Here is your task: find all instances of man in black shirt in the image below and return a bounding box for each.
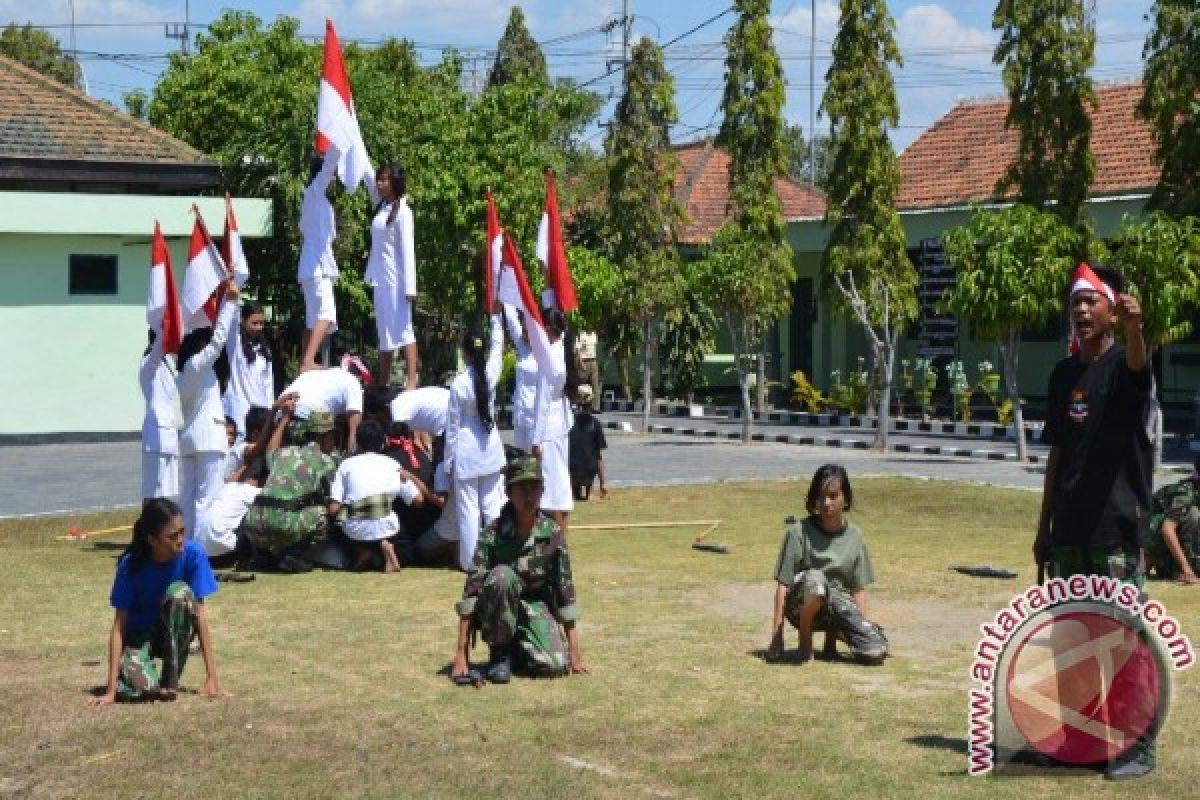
[1035,263,1154,780]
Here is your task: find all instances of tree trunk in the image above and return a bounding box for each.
[641,317,653,434]
[871,332,897,451]
[728,316,752,443]
[756,338,768,415]
[1001,330,1028,462]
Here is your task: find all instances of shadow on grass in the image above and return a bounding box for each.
[89,541,127,552]
[747,647,849,666]
[907,734,968,755]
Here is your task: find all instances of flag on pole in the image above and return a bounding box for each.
[315,18,371,191]
[146,221,183,355]
[535,169,578,313]
[483,190,502,313]
[221,193,249,288]
[498,230,545,331]
[182,209,229,331]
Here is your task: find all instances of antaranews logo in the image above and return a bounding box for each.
[967,574,1194,775]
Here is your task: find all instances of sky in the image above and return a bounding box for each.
[0,0,1155,153]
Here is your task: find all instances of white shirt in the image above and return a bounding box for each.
[331,452,420,542]
[363,195,416,295]
[178,301,237,455]
[139,340,179,455]
[432,462,457,540]
[503,305,538,448]
[532,338,571,445]
[298,156,339,282]
[444,314,505,480]
[222,307,274,437]
[389,387,450,435]
[282,368,364,418]
[222,442,248,481]
[195,481,260,557]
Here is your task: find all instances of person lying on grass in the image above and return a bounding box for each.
[90,498,228,704]
[450,455,589,685]
[766,464,888,665]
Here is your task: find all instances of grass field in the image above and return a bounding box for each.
[1,477,1197,799]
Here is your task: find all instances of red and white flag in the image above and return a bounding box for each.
[220,193,249,288]
[182,209,229,331]
[315,19,371,191]
[146,221,183,355]
[483,190,502,313]
[535,169,578,313]
[498,230,545,329]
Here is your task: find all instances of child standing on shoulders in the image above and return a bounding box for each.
[766,464,887,665]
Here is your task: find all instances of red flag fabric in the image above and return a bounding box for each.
[484,190,501,313]
[147,221,183,355]
[498,230,544,330]
[183,210,228,331]
[221,193,249,288]
[315,19,371,190]
[535,169,578,312]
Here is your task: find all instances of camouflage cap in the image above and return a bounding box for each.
[296,409,336,436]
[505,454,544,486]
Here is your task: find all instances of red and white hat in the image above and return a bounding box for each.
[1069,262,1115,303]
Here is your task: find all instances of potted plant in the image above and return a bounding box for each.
[955,388,972,422]
[900,359,913,390]
[977,360,1000,395]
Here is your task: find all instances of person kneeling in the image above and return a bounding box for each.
[90,498,227,704]
[450,456,590,684]
[766,464,887,665]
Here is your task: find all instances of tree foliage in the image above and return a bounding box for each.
[148,10,601,377]
[820,0,914,450]
[782,122,832,190]
[487,7,548,89]
[942,204,1078,459]
[0,23,82,88]
[1139,0,1200,217]
[1110,212,1200,347]
[993,0,1095,232]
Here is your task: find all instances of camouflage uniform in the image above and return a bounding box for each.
[1147,478,1200,579]
[455,509,579,675]
[242,441,338,554]
[118,581,197,701]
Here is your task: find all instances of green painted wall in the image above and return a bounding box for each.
[0,194,272,436]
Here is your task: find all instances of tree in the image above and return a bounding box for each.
[942,205,1079,461]
[819,0,914,452]
[1139,0,1200,217]
[993,0,1095,235]
[123,89,149,120]
[605,38,685,433]
[661,267,719,405]
[487,7,548,89]
[0,23,82,88]
[712,0,794,441]
[782,122,832,189]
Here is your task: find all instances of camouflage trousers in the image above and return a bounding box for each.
[242,504,328,555]
[473,566,569,676]
[784,569,888,664]
[1049,545,1155,769]
[118,581,197,701]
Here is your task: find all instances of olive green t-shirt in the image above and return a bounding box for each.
[773,516,875,592]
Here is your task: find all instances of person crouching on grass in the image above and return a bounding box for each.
[450,455,589,685]
[90,498,227,704]
[766,464,888,665]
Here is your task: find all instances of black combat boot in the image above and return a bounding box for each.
[486,646,512,684]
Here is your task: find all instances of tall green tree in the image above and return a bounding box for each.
[487,7,548,88]
[605,37,685,432]
[711,0,794,440]
[0,23,82,88]
[820,0,914,452]
[782,122,832,189]
[993,0,1096,235]
[942,205,1079,461]
[1139,0,1200,217]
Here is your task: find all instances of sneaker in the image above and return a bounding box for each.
[486,647,512,684]
[1104,758,1154,781]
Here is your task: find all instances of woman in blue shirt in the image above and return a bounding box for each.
[90,498,227,704]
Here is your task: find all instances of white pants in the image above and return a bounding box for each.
[374,284,414,351]
[179,451,225,540]
[140,451,179,501]
[302,276,338,330]
[539,434,574,512]
[453,471,505,570]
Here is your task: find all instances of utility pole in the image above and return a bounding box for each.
[164,0,191,56]
[809,0,816,184]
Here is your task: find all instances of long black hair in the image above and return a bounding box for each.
[143,327,157,358]
[544,309,581,402]
[375,162,407,224]
[461,324,494,432]
[124,497,182,574]
[178,326,230,395]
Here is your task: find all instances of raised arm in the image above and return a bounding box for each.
[184,293,239,376]
[138,337,165,387]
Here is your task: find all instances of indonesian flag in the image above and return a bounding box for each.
[315,19,371,191]
[182,210,229,331]
[146,221,183,355]
[497,229,545,331]
[1069,262,1114,303]
[535,169,578,312]
[220,193,249,288]
[483,190,501,313]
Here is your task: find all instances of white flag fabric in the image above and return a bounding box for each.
[182,215,228,332]
[315,19,372,191]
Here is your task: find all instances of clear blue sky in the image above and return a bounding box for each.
[1,0,1153,152]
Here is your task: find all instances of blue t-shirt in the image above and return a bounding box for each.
[110,539,218,634]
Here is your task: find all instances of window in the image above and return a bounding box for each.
[68,255,118,295]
